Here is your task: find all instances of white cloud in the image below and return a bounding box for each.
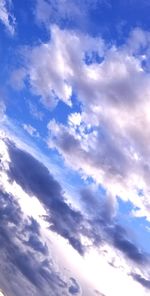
[12,26,150,222]
[0,0,15,34]
[28,102,44,120]
[0,133,150,296]
[0,100,6,121]
[22,123,40,137]
[44,27,150,222]
[68,112,82,127]
[35,0,102,28]
[11,25,104,107]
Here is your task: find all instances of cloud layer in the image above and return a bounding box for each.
[0,137,83,296]
[12,25,150,221]
[2,2,150,294]
[5,138,150,265]
[0,134,150,295]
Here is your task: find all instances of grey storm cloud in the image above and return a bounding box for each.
[0,189,42,258]
[80,188,149,265]
[24,233,48,255]
[80,187,116,223]
[89,216,149,264]
[69,277,81,295]
[0,187,75,296]
[5,139,150,266]
[131,273,150,289]
[109,224,148,265]
[7,140,86,255]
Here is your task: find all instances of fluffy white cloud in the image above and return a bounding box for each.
[13,25,104,107]
[0,0,15,34]
[43,27,150,222]
[12,26,150,221]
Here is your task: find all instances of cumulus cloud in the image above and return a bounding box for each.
[0,189,68,296]
[0,144,85,296]
[3,2,150,294]
[80,187,149,265]
[29,26,150,223]
[1,135,150,295]
[0,0,15,34]
[9,25,150,224]
[4,138,150,268]
[11,25,104,107]
[6,139,87,255]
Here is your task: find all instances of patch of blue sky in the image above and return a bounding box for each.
[83,51,104,65]
[5,84,47,132]
[117,198,150,253]
[52,101,74,124]
[83,1,150,42]
[3,0,150,48]
[1,113,86,191]
[12,0,50,45]
[39,0,150,46]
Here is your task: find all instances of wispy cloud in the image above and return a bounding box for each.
[22,123,40,137]
[0,0,16,34]
[0,100,6,121]
[35,0,105,30]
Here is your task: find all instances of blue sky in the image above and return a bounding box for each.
[1,1,150,296]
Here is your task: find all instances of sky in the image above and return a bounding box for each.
[1,0,150,295]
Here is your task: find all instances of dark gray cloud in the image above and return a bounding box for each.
[39,259,67,290]
[0,188,71,296]
[24,234,48,255]
[6,139,150,265]
[7,140,86,255]
[23,217,40,236]
[7,140,63,202]
[80,187,116,223]
[110,224,148,264]
[69,277,81,295]
[131,273,150,289]
[80,188,149,265]
[90,218,148,264]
